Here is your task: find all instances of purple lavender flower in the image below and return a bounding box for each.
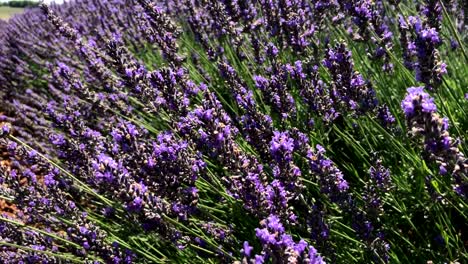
[242,215,325,264]
[402,87,468,197]
[401,86,437,117]
[253,73,297,120]
[399,1,447,89]
[322,43,379,119]
[0,136,135,262]
[307,144,349,199]
[135,0,183,64]
[270,131,295,163]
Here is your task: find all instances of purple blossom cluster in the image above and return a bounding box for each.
[0,133,135,262]
[399,1,447,90]
[402,87,467,196]
[241,215,325,264]
[338,0,395,71]
[352,160,392,262]
[322,42,379,118]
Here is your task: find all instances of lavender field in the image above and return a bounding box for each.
[0,6,23,20]
[0,0,467,263]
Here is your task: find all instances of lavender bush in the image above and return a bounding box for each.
[0,0,467,263]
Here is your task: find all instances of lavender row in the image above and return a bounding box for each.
[0,0,466,263]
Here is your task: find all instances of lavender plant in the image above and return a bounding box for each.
[0,0,467,263]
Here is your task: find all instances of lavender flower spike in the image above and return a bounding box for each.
[402,87,468,197]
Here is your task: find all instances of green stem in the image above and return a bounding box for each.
[0,217,80,248]
[0,242,83,263]
[438,0,468,60]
